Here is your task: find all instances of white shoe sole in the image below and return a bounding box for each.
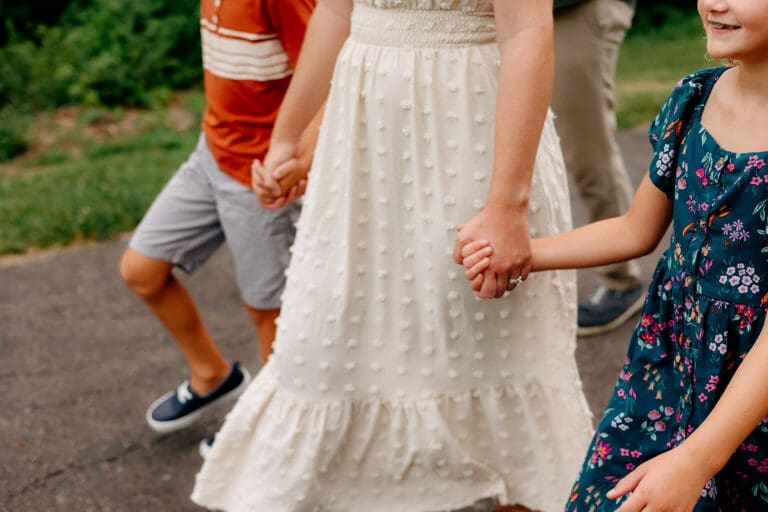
[146,368,252,434]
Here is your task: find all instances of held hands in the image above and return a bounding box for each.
[452,205,531,299]
[252,141,311,209]
[607,447,712,512]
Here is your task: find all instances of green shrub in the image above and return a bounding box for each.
[0,108,32,161]
[0,0,200,110]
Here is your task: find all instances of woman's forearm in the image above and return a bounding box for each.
[271,0,352,144]
[486,19,553,212]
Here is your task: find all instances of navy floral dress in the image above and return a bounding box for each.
[566,67,768,511]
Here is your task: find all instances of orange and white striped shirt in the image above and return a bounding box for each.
[201,0,315,187]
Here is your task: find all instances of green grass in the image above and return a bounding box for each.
[0,90,202,254]
[616,12,709,128]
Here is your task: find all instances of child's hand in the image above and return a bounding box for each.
[272,154,311,200]
[252,159,297,208]
[453,206,531,299]
[609,447,711,512]
[252,141,307,209]
[456,236,493,294]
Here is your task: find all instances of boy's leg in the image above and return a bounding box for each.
[243,306,279,365]
[120,248,230,394]
[121,134,250,433]
[211,157,301,367]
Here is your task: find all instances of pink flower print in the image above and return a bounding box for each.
[752,176,764,186]
[591,438,612,465]
[705,383,716,392]
[678,177,687,190]
[747,155,766,169]
[695,167,709,186]
[630,449,643,459]
[729,276,741,286]
[626,463,636,471]
[748,457,758,467]
[620,448,630,457]
[710,375,720,384]
[664,407,675,416]
[686,195,697,214]
[617,389,625,398]
[727,162,736,172]
[745,443,759,453]
[654,421,666,432]
[698,392,708,402]
[648,409,662,421]
[699,202,710,211]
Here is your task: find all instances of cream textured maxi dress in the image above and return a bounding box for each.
[193,1,594,511]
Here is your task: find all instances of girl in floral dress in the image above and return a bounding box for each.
[460,0,768,510]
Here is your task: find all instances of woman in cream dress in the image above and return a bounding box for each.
[193,1,593,511]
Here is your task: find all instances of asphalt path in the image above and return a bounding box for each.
[1,128,659,511]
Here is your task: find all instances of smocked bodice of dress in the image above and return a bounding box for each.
[352,0,495,47]
[355,0,493,13]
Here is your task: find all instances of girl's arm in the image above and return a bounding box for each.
[531,175,672,271]
[258,0,352,197]
[460,176,672,290]
[609,322,768,512]
[452,0,555,299]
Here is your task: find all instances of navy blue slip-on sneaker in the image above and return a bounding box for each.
[198,435,215,459]
[577,284,645,337]
[146,361,251,433]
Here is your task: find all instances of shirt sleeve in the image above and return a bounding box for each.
[266,0,315,69]
[647,68,712,199]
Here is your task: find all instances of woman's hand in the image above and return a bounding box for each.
[609,447,711,512]
[453,202,531,299]
[252,141,303,209]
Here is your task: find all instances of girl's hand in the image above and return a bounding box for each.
[456,236,493,290]
[453,203,531,299]
[609,447,711,512]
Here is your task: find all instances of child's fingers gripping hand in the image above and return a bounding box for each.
[252,160,281,205]
[462,241,493,282]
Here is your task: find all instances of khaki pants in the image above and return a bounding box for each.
[552,0,640,290]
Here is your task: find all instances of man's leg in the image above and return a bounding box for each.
[120,248,231,394]
[552,0,642,335]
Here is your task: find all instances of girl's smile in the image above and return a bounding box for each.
[699,0,768,63]
[708,20,740,32]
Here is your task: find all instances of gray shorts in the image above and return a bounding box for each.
[129,134,300,309]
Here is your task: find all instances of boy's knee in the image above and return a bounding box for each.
[119,248,172,298]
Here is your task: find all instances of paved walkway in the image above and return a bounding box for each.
[1,129,659,511]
